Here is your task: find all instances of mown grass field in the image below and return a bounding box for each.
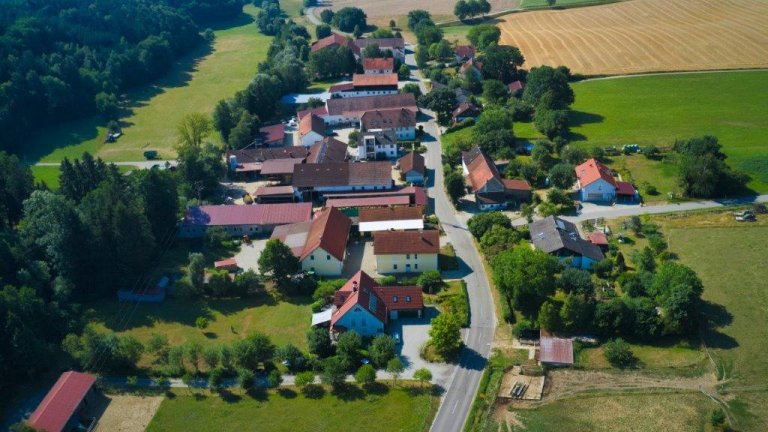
[670,225,768,431]
[576,340,705,372]
[570,71,768,193]
[146,386,437,432]
[27,5,270,163]
[514,391,716,432]
[30,164,133,189]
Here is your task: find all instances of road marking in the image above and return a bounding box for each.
[451,400,459,414]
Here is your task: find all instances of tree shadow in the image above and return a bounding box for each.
[277,388,298,399]
[457,346,488,371]
[569,111,604,127]
[218,389,242,403]
[301,384,325,399]
[206,11,256,31]
[246,387,269,401]
[203,332,218,339]
[363,382,390,395]
[331,383,365,401]
[192,393,208,401]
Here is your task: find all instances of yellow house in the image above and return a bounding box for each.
[271,207,352,277]
[373,230,439,274]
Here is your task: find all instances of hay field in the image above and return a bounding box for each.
[498,0,768,75]
[330,0,518,18]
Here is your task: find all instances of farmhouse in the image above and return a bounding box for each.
[326,270,423,336]
[226,147,308,175]
[311,33,359,56]
[528,216,604,269]
[330,74,399,98]
[298,113,326,147]
[452,102,482,124]
[358,206,425,233]
[458,58,482,78]
[271,207,351,276]
[397,151,426,184]
[354,38,405,61]
[179,203,312,238]
[539,336,574,367]
[373,230,439,274]
[356,129,399,160]
[462,146,532,210]
[454,44,476,62]
[363,57,395,74]
[360,108,416,140]
[27,371,97,432]
[575,158,636,203]
[324,93,418,126]
[306,137,349,164]
[292,161,393,196]
[257,123,286,147]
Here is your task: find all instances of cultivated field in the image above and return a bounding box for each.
[330,0,518,18]
[146,387,437,432]
[27,5,270,163]
[498,0,768,76]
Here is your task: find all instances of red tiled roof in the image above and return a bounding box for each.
[616,181,635,196]
[326,195,410,208]
[398,152,425,175]
[502,178,532,191]
[373,230,439,255]
[293,161,392,188]
[329,82,354,93]
[28,371,96,432]
[459,58,482,74]
[575,158,616,188]
[214,258,238,269]
[306,137,349,164]
[352,73,399,87]
[259,123,285,144]
[363,57,394,71]
[539,336,574,365]
[254,185,295,197]
[259,158,304,175]
[299,113,325,137]
[182,204,312,227]
[301,207,351,261]
[227,147,307,164]
[588,231,609,246]
[311,33,353,52]
[455,44,475,59]
[321,186,426,206]
[297,106,327,122]
[508,80,524,92]
[361,109,416,131]
[452,102,481,118]
[326,93,417,117]
[374,285,424,311]
[464,147,503,192]
[359,206,424,223]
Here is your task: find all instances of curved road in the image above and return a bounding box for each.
[403,44,498,432]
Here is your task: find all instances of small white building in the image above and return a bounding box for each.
[397,152,426,184]
[357,130,399,160]
[575,158,636,203]
[298,113,325,147]
[358,206,424,233]
[360,108,416,141]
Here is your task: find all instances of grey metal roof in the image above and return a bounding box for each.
[529,216,604,261]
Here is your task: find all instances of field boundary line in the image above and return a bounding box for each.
[577,68,768,82]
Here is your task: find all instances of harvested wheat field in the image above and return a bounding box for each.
[499,0,768,75]
[331,0,518,18]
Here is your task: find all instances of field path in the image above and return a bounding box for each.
[498,0,768,75]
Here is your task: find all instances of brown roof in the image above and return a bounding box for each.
[301,207,351,261]
[539,336,574,365]
[306,137,349,164]
[359,206,424,223]
[363,57,394,71]
[502,178,532,191]
[464,147,503,192]
[329,82,354,93]
[360,108,416,131]
[452,101,481,118]
[260,158,304,175]
[299,113,325,137]
[259,123,285,144]
[326,93,417,117]
[373,230,439,255]
[254,185,295,197]
[588,231,609,246]
[352,73,399,87]
[455,44,476,59]
[374,285,424,311]
[508,80,524,92]
[227,147,307,164]
[297,106,328,122]
[331,270,423,329]
[182,203,312,227]
[292,161,392,188]
[311,33,354,52]
[326,195,410,208]
[459,58,482,74]
[398,152,425,175]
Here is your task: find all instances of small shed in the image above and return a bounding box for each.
[539,336,574,367]
[214,258,239,272]
[28,371,97,432]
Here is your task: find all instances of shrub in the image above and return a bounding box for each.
[603,338,635,368]
[511,319,534,338]
[417,270,444,294]
[195,316,209,329]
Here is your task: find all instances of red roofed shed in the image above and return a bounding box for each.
[28,371,97,432]
[539,336,574,366]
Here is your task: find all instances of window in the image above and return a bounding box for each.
[392,296,398,303]
[405,295,412,302]
[310,255,314,260]
[394,264,398,270]
[327,254,331,260]
[415,264,419,270]
[414,254,418,259]
[406,254,410,259]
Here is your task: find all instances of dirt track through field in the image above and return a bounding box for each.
[498,0,768,75]
[331,0,519,17]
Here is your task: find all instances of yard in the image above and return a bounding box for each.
[146,386,438,432]
[26,4,271,163]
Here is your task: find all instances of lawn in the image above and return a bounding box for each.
[26,4,271,163]
[425,280,469,326]
[146,386,437,432]
[30,164,133,190]
[670,225,768,430]
[570,71,768,193]
[576,340,706,373]
[514,391,716,431]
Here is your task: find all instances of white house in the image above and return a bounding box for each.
[575,158,636,202]
[298,113,325,147]
[357,130,398,160]
[363,57,394,74]
[323,93,418,126]
[360,108,416,141]
[397,152,426,184]
[328,74,399,99]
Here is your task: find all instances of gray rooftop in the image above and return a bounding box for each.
[529,216,604,261]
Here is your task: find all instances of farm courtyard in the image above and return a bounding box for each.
[498,0,768,75]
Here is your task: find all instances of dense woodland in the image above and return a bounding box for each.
[0,0,245,155]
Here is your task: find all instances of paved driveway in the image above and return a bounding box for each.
[342,238,377,277]
[387,307,455,386]
[233,239,268,272]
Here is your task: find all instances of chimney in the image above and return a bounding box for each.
[352,281,358,292]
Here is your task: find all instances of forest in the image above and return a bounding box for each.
[0,0,245,155]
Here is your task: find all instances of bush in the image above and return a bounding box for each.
[511,319,534,338]
[417,270,444,294]
[195,316,209,329]
[603,338,635,368]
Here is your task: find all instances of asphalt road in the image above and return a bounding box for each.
[403,44,497,432]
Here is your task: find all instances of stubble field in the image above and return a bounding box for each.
[498,0,768,76]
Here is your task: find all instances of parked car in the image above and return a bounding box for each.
[735,213,756,222]
[732,209,754,218]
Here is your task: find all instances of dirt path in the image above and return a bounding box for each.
[92,394,163,432]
